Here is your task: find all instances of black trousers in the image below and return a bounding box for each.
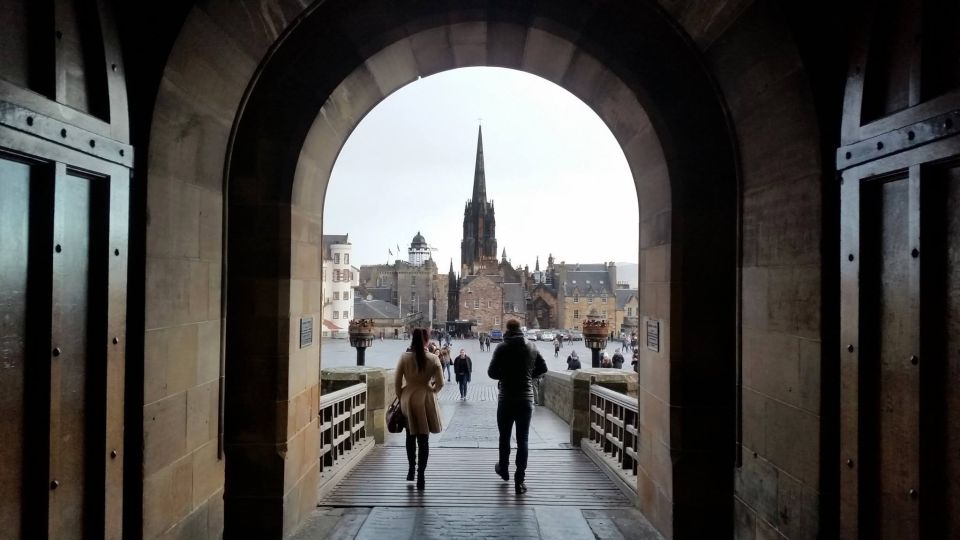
[496,399,534,483]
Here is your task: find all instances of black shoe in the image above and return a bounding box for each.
[515,482,527,494]
[416,473,425,491]
[495,463,509,481]
[407,465,415,481]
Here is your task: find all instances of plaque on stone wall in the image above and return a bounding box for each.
[300,317,314,349]
[646,319,660,352]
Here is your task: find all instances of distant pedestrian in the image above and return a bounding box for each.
[485,335,491,351]
[600,352,613,368]
[488,319,547,494]
[454,349,473,400]
[612,349,625,369]
[479,335,485,351]
[631,350,639,373]
[440,347,452,381]
[553,338,560,358]
[566,350,581,370]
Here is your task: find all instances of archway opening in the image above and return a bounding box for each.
[219,4,737,537]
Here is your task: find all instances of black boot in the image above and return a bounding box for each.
[405,433,416,481]
[416,434,429,490]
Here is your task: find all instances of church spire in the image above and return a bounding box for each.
[449,258,455,275]
[472,125,486,203]
[535,256,540,272]
[501,247,507,262]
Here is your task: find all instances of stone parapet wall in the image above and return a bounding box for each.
[542,369,638,447]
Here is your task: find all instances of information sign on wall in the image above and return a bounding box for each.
[646,319,660,352]
[300,316,314,349]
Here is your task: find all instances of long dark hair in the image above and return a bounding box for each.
[410,328,427,371]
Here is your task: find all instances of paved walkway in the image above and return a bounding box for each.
[293,383,662,539]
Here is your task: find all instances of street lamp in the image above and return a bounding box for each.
[582,315,609,368]
[348,319,375,366]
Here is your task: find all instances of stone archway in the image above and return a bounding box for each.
[141,1,834,539]
[221,2,736,537]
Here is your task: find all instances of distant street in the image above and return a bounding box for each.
[320,335,637,383]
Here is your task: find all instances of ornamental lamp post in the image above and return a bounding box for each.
[348,319,375,366]
[581,314,609,369]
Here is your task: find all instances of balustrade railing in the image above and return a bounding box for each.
[319,382,368,473]
[588,385,639,480]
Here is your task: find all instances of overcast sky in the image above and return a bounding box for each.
[324,67,638,273]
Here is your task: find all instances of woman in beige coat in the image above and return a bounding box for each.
[394,328,444,489]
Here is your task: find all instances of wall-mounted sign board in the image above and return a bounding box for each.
[646,319,660,352]
[300,317,314,349]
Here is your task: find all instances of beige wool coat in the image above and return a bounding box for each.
[394,351,444,435]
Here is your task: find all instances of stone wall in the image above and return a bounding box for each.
[543,371,575,424]
[704,2,825,538]
[459,275,504,333]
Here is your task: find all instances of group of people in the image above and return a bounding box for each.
[394,320,547,494]
[478,334,492,351]
[566,348,639,371]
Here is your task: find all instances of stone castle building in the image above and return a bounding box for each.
[357,233,439,325]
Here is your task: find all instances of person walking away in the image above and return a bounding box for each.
[485,335,491,351]
[479,334,485,351]
[394,328,444,490]
[566,350,581,370]
[440,346,452,381]
[612,349,625,369]
[488,319,548,494]
[553,337,560,358]
[454,349,473,400]
[631,350,639,372]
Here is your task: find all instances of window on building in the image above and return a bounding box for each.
[332,311,339,319]
[411,291,416,301]
[334,269,341,282]
[574,296,579,303]
[474,299,479,309]
[573,310,579,319]
[588,296,593,303]
[602,310,607,317]
[627,307,633,316]
[344,254,349,264]
[343,310,349,319]
[411,275,416,285]
[334,253,340,264]
[333,292,339,300]
[343,292,349,301]
[495,317,500,325]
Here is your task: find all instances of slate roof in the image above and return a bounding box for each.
[502,283,525,313]
[363,287,394,303]
[615,289,639,309]
[563,265,614,296]
[353,298,401,319]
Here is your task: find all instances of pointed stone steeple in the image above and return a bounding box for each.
[501,247,507,262]
[535,256,540,272]
[449,258,455,276]
[472,125,486,203]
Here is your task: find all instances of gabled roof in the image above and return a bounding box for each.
[615,289,639,309]
[503,283,525,312]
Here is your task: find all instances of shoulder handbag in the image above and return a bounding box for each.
[386,395,406,434]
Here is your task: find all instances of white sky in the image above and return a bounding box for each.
[324,67,638,273]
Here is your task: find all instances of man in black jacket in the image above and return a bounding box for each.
[488,319,548,494]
